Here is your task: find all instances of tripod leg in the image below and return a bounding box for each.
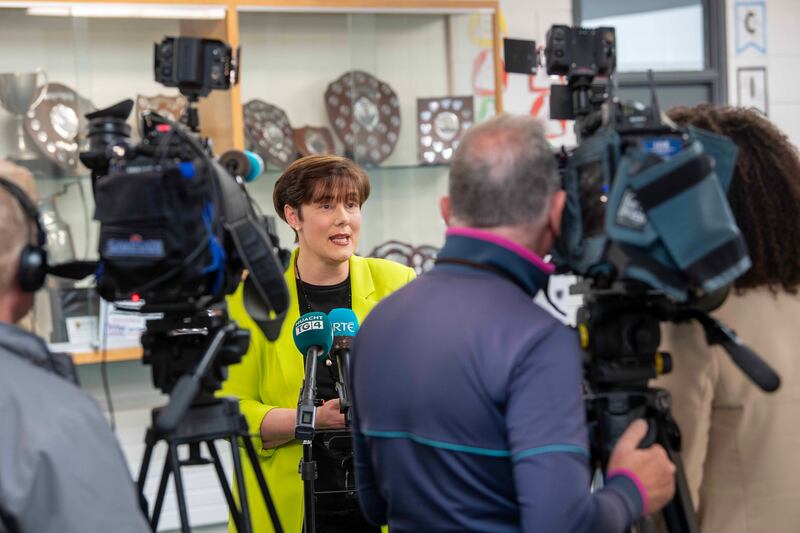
[150,450,173,531]
[229,437,254,533]
[168,442,192,533]
[137,435,155,520]
[241,436,284,533]
[207,440,246,533]
[661,452,700,533]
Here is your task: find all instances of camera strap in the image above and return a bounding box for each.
[230,220,288,342]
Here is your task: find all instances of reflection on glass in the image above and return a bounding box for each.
[580,0,704,72]
[38,196,76,264]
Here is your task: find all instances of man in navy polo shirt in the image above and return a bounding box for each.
[350,114,676,532]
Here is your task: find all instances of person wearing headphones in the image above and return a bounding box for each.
[0,160,149,532]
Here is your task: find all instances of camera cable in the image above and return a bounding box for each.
[100,303,117,432]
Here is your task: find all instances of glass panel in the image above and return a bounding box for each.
[238,9,494,263]
[580,0,705,72]
[0,5,225,349]
[617,84,711,110]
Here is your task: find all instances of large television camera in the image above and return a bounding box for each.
[77,38,289,404]
[72,36,289,532]
[80,37,285,318]
[505,25,780,532]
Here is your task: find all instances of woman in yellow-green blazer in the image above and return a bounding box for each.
[219,154,415,533]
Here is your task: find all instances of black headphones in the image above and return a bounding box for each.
[0,176,48,292]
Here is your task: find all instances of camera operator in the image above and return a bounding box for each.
[219,154,415,533]
[654,105,800,532]
[350,114,676,532]
[0,160,149,533]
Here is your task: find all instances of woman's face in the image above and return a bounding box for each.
[288,190,362,267]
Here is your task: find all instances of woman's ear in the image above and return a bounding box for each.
[284,204,300,231]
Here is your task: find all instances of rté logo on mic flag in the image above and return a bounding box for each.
[333,322,357,334]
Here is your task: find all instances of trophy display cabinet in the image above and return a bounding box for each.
[0,0,502,363]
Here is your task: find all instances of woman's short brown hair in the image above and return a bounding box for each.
[667,104,800,293]
[273,155,370,224]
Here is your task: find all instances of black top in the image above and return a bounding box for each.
[295,275,367,519]
[295,275,351,400]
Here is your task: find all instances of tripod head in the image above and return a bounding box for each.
[140,305,250,435]
[575,279,781,396]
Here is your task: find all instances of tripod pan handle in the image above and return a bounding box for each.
[155,375,198,434]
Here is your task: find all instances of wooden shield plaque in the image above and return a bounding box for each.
[243,99,296,169]
[24,82,94,173]
[325,70,400,167]
[293,126,335,157]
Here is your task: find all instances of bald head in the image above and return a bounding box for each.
[0,160,37,292]
[448,114,559,229]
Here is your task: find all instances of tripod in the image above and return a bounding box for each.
[578,289,699,533]
[135,310,284,533]
[578,279,781,532]
[585,389,698,533]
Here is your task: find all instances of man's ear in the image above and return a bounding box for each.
[284,205,300,230]
[439,196,452,227]
[549,190,567,236]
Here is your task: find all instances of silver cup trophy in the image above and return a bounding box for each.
[0,70,47,161]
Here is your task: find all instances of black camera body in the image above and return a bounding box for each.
[154,37,237,98]
[81,36,288,330]
[91,132,238,311]
[545,25,616,80]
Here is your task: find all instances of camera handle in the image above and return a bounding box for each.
[686,311,781,392]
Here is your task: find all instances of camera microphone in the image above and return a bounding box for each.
[219,149,264,182]
[328,308,359,416]
[292,312,333,441]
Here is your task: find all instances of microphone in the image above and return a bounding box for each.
[219,149,265,182]
[292,312,333,441]
[328,308,359,417]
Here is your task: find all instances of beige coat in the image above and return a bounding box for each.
[654,288,800,532]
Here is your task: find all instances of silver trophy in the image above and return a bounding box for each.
[0,70,47,161]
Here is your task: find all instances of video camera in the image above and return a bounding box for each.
[72,36,290,415]
[80,37,287,326]
[507,25,749,304]
[505,25,780,531]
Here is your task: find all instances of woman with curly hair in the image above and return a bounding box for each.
[655,105,800,532]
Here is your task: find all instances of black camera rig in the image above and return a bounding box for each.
[74,35,285,533]
[504,24,781,533]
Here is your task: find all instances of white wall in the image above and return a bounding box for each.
[726,0,800,146]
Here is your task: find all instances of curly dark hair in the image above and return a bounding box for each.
[667,105,800,293]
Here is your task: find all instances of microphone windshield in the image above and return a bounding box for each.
[293,312,333,358]
[244,151,264,182]
[329,308,359,337]
[329,308,358,350]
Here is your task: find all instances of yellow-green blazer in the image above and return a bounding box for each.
[220,250,416,533]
